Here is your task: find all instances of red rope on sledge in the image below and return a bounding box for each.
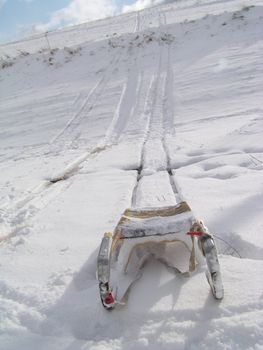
[187,231,203,237]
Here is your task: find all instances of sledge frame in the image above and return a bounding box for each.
[97,201,223,309]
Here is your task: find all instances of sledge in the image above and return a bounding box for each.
[97,201,223,310]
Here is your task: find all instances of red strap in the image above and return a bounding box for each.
[187,231,203,236]
[104,292,115,305]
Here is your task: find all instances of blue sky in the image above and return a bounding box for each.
[0,0,166,44]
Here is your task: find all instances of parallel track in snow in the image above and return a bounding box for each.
[51,49,125,148]
[130,12,182,208]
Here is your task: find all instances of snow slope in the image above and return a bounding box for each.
[0,0,263,349]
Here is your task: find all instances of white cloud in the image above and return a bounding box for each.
[17,0,176,39]
[33,0,118,33]
[122,0,170,13]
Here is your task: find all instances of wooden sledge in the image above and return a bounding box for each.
[97,201,223,309]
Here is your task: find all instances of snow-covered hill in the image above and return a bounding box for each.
[0,0,263,349]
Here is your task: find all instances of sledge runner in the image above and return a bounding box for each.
[97,200,224,310]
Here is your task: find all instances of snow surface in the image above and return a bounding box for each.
[0,0,263,349]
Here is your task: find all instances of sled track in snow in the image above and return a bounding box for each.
[0,143,111,244]
[127,37,241,259]
[104,49,143,144]
[130,39,181,207]
[51,50,125,148]
[134,12,140,32]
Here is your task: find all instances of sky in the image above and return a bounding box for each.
[0,0,171,44]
